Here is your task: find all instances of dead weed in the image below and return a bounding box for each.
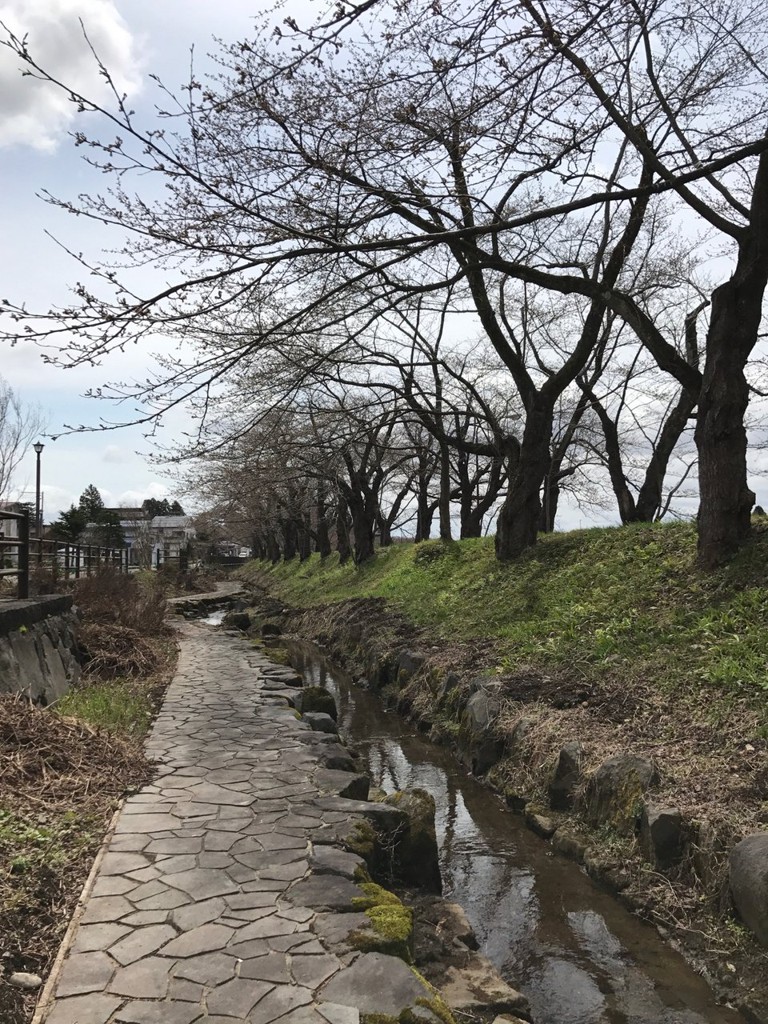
[0,696,156,1024]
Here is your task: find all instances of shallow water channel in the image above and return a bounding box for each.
[278,639,743,1024]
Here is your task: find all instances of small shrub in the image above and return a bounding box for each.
[74,568,167,634]
[29,565,61,596]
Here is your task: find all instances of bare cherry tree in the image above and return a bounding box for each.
[3,0,767,566]
[0,377,46,501]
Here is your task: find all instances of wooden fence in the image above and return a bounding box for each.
[0,509,129,599]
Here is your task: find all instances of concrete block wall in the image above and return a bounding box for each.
[0,596,80,705]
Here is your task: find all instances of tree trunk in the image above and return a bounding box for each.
[282,519,298,561]
[350,494,376,563]
[415,474,434,542]
[266,530,281,564]
[438,442,452,541]
[315,515,331,558]
[539,476,560,533]
[460,512,484,538]
[696,149,768,567]
[634,388,697,521]
[495,407,552,560]
[696,292,757,567]
[457,453,476,537]
[462,456,505,537]
[335,494,352,564]
[298,516,312,561]
[595,400,638,524]
[378,516,393,547]
[315,486,332,557]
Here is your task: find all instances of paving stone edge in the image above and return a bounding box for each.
[30,801,125,1024]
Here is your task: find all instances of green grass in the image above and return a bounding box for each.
[57,678,156,737]
[0,809,95,883]
[243,520,768,725]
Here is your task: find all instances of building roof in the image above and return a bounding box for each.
[150,516,193,529]
[106,507,146,520]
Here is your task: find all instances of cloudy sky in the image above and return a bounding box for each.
[0,0,305,519]
[3,1,759,531]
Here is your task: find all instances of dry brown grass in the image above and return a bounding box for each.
[0,694,153,806]
[77,622,168,679]
[73,568,167,634]
[0,569,178,1023]
[0,696,157,1024]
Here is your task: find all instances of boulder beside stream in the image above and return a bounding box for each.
[548,740,584,811]
[384,788,442,893]
[730,833,768,947]
[584,752,658,832]
[459,686,505,775]
[221,610,251,631]
[300,685,338,720]
[639,802,684,870]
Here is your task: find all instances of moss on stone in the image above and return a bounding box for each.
[360,1014,399,1024]
[352,881,403,910]
[349,882,415,961]
[300,685,337,719]
[346,819,377,863]
[361,1000,454,1024]
[266,646,292,666]
[353,864,372,884]
[349,899,414,963]
[369,904,413,957]
[410,968,458,1024]
[414,996,457,1024]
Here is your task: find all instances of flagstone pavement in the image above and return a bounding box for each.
[35,619,435,1024]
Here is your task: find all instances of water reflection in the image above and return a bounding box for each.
[286,642,742,1024]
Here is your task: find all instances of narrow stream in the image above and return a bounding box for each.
[201,608,230,625]
[282,639,743,1024]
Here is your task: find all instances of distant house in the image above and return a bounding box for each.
[114,512,196,567]
[0,502,24,569]
[216,541,252,559]
[0,501,23,541]
[0,501,35,541]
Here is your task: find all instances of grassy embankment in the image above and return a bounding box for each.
[246,519,768,738]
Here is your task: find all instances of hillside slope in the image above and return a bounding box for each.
[245,520,768,734]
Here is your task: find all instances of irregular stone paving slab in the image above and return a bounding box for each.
[36,620,440,1024]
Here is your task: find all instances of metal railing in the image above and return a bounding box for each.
[0,508,129,599]
[0,508,30,598]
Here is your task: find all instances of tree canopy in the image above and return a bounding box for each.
[0,376,45,502]
[53,485,124,547]
[142,498,185,518]
[3,0,767,565]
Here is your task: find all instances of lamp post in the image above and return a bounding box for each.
[33,442,44,538]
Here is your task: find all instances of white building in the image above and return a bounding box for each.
[119,514,196,568]
[0,501,32,544]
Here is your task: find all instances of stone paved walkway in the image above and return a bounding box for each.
[36,620,435,1024]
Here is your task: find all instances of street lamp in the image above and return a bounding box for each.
[33,442,44,538]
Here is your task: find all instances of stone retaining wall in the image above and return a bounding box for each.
[0,596,80,704]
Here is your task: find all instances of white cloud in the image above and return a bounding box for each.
[113,482,169,506]
[0,0,143,151]
[102,444,128,463]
